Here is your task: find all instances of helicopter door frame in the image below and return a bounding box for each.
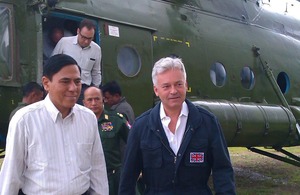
[39,12,101,80]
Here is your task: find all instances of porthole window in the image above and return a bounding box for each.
[117,46,141,77]
[240,66,255,90]
[210,62,226,87]
[277,72,290,94]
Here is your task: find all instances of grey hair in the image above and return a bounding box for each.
[152,57,187,86]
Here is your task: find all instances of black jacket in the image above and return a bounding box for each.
[119,99,236,195]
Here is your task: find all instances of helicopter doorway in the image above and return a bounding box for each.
[40,13,101,78]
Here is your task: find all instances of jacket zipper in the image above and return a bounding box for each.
[155,129,177,163]
[155,125,192,164]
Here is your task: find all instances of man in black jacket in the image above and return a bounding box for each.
[119,57,236,195]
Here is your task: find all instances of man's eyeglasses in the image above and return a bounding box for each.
[79,32,94,41]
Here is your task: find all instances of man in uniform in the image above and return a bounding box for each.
[83,86,130,195]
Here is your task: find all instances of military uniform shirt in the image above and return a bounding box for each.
[98,110,130,171]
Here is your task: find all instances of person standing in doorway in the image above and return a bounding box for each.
[52,18,102,105]
[43,27,64,66]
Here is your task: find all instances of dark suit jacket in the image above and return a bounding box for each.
[119,99,236,195]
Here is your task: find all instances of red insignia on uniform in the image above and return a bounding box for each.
[190,152,204,163]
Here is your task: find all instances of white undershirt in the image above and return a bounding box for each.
[160,102,189,154]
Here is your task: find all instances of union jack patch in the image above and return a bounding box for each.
[190,152,204,163]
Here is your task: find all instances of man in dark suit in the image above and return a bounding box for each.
[119,57,236,195]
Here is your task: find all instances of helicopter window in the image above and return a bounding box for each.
[277,72,290,94]
[210,62,226,87]
[0,5,12,81]
[117,46,141,77]
[240,66,255,90]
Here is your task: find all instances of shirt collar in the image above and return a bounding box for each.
[44,95,74,122]
[18,102,28,107]
[160,101,189,120]
[72,35,79,45]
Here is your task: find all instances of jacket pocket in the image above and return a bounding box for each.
[140,140,162,168]
[100,131,116,139]
[184,139,208,167]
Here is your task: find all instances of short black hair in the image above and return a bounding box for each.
[43,54,81,80]
[22,82,43,97]
[101,80,122,96]
[79,19,96,31]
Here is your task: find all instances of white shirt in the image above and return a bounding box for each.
[0,95,109,195]
[160,102,189,154]
[52,35,102,86]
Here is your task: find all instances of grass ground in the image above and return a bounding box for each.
[1,146,300,194]
[228,147,300,195]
